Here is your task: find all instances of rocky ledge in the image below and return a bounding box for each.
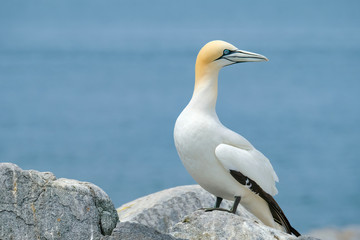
[116,184,316,240]
[1,163,357,240]
[0,163,118,239]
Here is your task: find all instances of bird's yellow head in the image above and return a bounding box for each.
[196,40,268,69]
[194,40,268,93]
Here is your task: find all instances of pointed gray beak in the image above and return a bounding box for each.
[223,49,268,63]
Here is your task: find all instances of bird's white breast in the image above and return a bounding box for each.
[174,106,251,200]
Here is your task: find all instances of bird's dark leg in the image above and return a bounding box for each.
[200,196,227,212]
[215,197,223,208]
[230,196,241,213]
[201,196,241,214]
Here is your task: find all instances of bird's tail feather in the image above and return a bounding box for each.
[268,200,301,237]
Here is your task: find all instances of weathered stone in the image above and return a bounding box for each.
[170,210,319,240]
[101,221,180,240]
[308,225,360,240]
[117,185,322,240]
[0,163,118,240]
[117,185,255,233]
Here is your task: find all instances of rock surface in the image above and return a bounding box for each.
[117,184,254,233]
[101,221,179,240]
[171,210,317,240]
[0,163,118,240]
[0,163,352,240]
[118,185,319,240]
[308,225,360,240]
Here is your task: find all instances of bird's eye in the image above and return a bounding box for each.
[223,49,231,55]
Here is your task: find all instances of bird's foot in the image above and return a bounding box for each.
[199,207,232,213]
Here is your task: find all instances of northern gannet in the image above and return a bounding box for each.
[174,40,300,236]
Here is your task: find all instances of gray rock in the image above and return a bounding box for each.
[298,237,322,240]
[117,185,255,233]
[170,210,319,240]
[117,185,321,240]
[101,221,180,240]
[307,225,360,240]
[0,163,118,240]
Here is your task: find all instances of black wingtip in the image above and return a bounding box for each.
[290,226,301,237]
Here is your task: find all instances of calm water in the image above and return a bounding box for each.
[1,0,359,232]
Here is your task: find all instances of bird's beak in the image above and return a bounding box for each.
[224,49,268,63]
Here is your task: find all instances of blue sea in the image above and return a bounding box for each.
[1,0,359,233]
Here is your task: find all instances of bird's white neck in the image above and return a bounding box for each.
[189,63,221,114]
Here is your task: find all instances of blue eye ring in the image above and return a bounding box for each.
[223,49,231,55]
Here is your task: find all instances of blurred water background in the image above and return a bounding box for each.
[0,0,359,233]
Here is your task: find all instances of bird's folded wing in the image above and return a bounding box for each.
[228,168,300,236]
[215,143,279,196]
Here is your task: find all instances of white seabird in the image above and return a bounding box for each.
[174,40,300,236]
